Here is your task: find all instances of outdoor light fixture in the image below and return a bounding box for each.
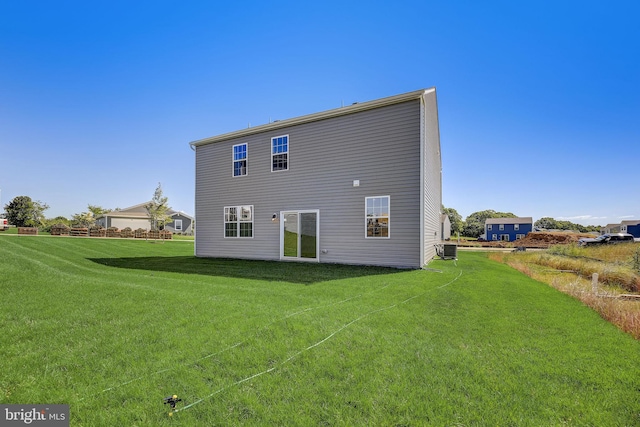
[272,213,279,221]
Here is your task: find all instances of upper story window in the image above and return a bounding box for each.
[365,196,390,238]
[271,135,289,172]
[514,224,520,231]
[488,224,493,230]
[233,143,247,177]
[224,206,253,238]
[499,224,505,230]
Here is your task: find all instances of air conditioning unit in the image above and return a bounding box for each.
[441,244,457,260]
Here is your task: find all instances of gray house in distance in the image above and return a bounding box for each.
[190,88,442,268]
[95,202,194,234]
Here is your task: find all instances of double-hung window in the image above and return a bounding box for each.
[224,206,253,238]
[271,135,288,172]
[233,143,247,177]
[365,196,390,238]
[174,219,183,232]
[514,224,520,231]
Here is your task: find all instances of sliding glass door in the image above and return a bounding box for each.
[281,210,319,261]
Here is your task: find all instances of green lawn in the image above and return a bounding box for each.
[1,236,639,426]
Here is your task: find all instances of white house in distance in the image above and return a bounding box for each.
[441,214,452,240]
[95,202,194,234]
[190,88,443,268]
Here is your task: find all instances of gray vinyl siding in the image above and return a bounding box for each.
[195,94,440,268]
[167,214,193,234]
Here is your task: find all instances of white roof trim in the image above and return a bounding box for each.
[189,88,434,148]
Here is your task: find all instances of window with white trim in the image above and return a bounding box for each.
[233,143,247,177]
[365,196,390,238]
[488,224,493,230]
[271,135,288,171]
[224,206,253,238]
[174,219,183,231]
[499,224,505,230]
[514,224,520,231]
[516,234,525,240]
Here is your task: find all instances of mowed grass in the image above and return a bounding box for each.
[1,236,639,426]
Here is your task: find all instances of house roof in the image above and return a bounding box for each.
[189,88,435,148]
[621,220,640,226]
[485,217,533,225]
[96,202,191,219]
[170,211,194,221]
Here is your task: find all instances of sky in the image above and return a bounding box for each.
[1,1,638,226]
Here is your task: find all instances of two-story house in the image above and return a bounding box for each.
[190,88,442,268]
[485,217,533,242]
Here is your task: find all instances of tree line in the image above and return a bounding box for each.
[443,206,601,238]
[2,183,171,232]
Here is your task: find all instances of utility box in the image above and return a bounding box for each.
[441,244,458,260]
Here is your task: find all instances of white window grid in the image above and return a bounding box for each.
[271,135,289,172]
[365,196,390,238]
[224,205,253,238]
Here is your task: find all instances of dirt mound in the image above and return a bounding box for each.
[457,231,597,248]
[511,231,594,247]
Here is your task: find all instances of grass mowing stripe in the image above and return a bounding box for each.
[175,268,464,413]
[80,282,400,401]
[0,237,201,295]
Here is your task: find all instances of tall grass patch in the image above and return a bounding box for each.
[491,243,640,338]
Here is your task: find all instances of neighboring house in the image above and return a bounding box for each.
[166,211,195,235]
[620,220,640,238]
[485,217,533,242]
[190,88,442,268]
[96,202,194,234]
[441,214,451,241]
[602,223,622,234]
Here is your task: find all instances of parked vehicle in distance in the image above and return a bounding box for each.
[578,233,635,246]
[0,218,8,231]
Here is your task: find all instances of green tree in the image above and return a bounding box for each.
[145,183,170,231]
[535,217,601,233]
[88,205,110,217]
[41,216,71,232]
[48,216,71,226]
[535,217,558,230]
[442,205,463,235]
[462,209,517,238]
[4,196,49,227]
[71,211,95,228]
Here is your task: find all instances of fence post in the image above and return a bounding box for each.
[591,273,599,295]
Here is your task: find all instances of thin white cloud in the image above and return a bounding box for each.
[557,215,606,221]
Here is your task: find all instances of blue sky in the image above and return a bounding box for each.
[1,1,638,226]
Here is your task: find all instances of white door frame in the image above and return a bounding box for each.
[279,209,320,262]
